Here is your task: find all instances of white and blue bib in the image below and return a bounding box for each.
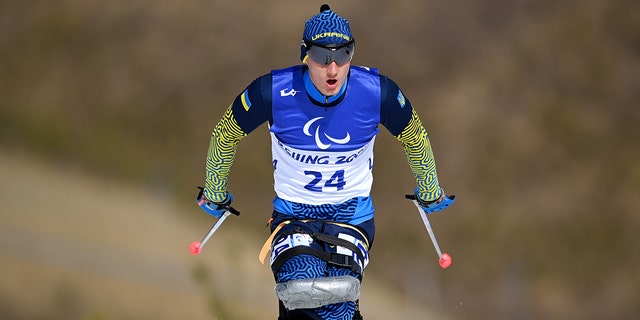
[270,66,381,206]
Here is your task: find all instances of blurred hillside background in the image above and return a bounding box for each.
[1,0,639,319]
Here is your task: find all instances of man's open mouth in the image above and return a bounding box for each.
[327,79,337,85]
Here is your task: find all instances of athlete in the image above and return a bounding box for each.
[196,4,455,320]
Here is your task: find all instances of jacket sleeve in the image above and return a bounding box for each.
[203,105,247,202]
[395,109,443,202]
[378,75,442,201]
[203,74,272,201]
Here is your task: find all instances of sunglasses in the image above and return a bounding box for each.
[305,39,355,66]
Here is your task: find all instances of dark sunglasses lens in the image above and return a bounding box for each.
[308,43,354,65]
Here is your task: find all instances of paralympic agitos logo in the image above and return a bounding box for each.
[303,117,351,150]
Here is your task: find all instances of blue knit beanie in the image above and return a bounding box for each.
[300,4,353,61]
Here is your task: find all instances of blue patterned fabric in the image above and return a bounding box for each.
[276,254,326,282]
[289,198,359,222]
[303,7,352,46]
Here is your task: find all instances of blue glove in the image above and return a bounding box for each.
[196,187,234,218]
[414,187,455,214]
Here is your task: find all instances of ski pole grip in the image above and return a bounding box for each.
[227,206,241,216]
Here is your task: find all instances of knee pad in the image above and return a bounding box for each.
[275,275,361,310]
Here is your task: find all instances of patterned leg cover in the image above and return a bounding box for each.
[270,214,373,320]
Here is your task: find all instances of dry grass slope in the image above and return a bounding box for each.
[1,0,639,319]
[0,150,446,319]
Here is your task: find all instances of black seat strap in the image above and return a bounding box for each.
[271,245,362,275]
